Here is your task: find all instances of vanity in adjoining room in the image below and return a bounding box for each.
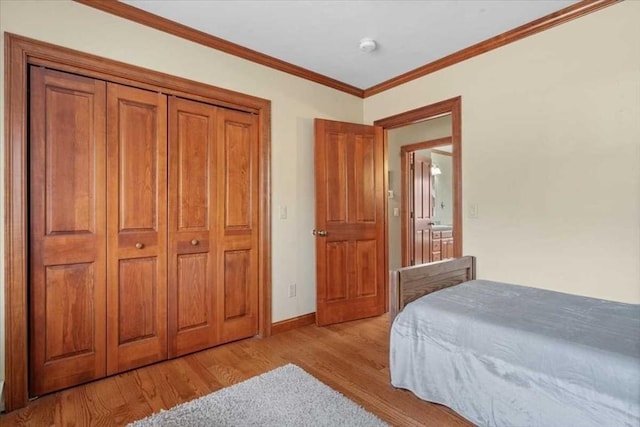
[431,225,454,261]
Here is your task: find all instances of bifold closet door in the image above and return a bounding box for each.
[168,99,260,355]
[29,67,107,395]
[29,68,258,394]
[168,97,219,357]
[106,83,168,374]
[216,108,260,343]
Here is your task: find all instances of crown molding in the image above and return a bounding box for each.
[74,0,619,99]
[73,0,364,97]
[363,0,619,98]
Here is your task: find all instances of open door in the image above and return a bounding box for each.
[411,152,434,265]
[314,119,386,326]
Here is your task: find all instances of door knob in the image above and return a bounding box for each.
[191,239,199,246]
[313,229,328,237]
[135,242,144,249]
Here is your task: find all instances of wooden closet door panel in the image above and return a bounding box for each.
[168,97,219,357]
[106,83,167,374]
[29,67,107,395]
[216,109,259,344]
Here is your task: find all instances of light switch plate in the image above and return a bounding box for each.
[469,203,478,218]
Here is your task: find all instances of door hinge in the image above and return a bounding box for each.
[410,211,414,219]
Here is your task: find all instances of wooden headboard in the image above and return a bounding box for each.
[389,256,476,321]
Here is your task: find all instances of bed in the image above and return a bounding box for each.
[389,256,640,427]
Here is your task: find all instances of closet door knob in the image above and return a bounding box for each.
[191,239,199,246]
[135,242,144,249]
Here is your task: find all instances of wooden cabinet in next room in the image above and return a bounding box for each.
[431,228,454,262]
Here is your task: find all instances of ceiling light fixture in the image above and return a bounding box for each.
[359,38,377,53]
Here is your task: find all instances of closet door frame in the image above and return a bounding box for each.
[4,33,272,412]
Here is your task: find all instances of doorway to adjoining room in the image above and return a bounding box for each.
[375,97,461,271]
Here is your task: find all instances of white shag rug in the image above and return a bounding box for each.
[129,364,388,427]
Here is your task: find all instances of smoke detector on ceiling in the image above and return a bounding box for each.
[359,38,377,53]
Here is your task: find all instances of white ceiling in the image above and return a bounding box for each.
[122,0,578,89]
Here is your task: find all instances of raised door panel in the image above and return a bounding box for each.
[177,254,209,329]
[216,109,259,343]
[168,97,218,357]
[314,119,386,326]
[325,241,348,302]
[224,120,252,229]
[355,240,377,297]
[43,264,96,360]
[106,83,167,374]
[117,258,158,343]
[325,132,348,223]
[354,135,376,222]
[223,250,250,320]
[29,67,107,395]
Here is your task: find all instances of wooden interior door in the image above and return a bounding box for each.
[106,83,168,374]
[168,97,219,357]
[314,119,386,326]
[29,67,107,396]
[412,153,433,264]
[216,108,260,343]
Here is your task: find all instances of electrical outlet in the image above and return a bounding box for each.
[288,283,296,298]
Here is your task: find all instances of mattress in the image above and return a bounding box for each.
[390,280,640,427]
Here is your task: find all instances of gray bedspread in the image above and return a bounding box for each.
[390,280,640,427]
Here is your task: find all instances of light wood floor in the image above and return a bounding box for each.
[2,314,472,426]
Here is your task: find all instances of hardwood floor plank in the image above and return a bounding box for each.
[1,314,472,426]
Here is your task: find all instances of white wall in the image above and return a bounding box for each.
[387,116,452,270]
[366,1,640,303]
[0,0,363,395]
